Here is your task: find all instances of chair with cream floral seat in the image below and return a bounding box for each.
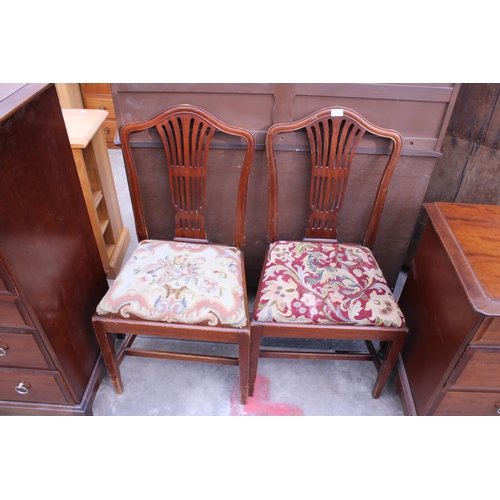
[250,106,408,399]
[92,104,255,404]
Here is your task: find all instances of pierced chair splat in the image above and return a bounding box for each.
[92,105,255,404]
[250,106,408,399]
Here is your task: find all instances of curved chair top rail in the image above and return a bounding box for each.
[119,104,256,248]
[265,106,403,248]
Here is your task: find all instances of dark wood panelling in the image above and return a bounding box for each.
[456,144,500,204]
[403,134,474,265]
[447,83,500,145]
[485,94,500,149]
[404,83,500,266]
[426,135,474,202]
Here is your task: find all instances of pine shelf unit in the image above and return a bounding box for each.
[62,109,130,279]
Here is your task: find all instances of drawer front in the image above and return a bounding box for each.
[0,300,33,328]
[0,368,71,405]
[0,273,8,292]
[81,83,112,95]
[0,256,15,292]
[102,119,117,143]
[0,263,34,328]
[433,390,500,416]
[472,317,500,345]
[0,332,50,369]
[84,96,116,119]
[450,348,500,389]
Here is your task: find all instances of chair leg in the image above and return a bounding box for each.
[249,325,263,398]
[371,336,406,399]
[237,331,250,405]
[92,318,124,394]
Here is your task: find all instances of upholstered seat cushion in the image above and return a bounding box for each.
[96,240,247,328]
[253,240,405,327]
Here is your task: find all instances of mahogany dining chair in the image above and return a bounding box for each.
[92,104,255,404]
[250,106,408,399]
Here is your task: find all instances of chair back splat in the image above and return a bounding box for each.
[251,106,408,402]
[159,113,214,241]
[93,104,255,406]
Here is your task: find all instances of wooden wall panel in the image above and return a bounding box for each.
[112,83,459,155]
[404,83,500,267]
[447,83,500,144]
[456,145,500,205]
[485,95,500,149]
[426,135,473,202]
[111,83,460,288]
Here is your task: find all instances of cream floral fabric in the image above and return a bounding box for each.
[253,240,405,327]
[97,240,247,328]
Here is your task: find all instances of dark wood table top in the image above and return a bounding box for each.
[425,202,500,316]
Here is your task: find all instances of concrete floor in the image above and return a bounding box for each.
[92,149,406,416]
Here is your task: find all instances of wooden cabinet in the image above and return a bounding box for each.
[62,109,130,279]
[398,202,500,416]
[0,83,109,415]
[80,83,118,147]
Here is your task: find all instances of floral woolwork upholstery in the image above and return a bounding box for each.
[97,240,247,328]
[253,240,405,328]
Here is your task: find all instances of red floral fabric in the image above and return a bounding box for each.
[253,241,405,327]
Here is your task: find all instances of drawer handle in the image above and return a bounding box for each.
[15,381,30,395]
[103,127,110,135]
[0,346,8,356]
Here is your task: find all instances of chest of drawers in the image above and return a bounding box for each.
[398,202,500,416]
[80,83,117,147]
[0,84,109,415]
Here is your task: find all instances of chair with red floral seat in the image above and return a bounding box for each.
[92,104,255,404]
[250,106,408,399]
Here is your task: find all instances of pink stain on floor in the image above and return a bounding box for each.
[230,375,304,416]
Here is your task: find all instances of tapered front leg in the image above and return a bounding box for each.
[237,330,250,405]
[248,324,264,397]
[92,317,124,394]
[372,335,407,399]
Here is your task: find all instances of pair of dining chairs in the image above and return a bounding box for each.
[92,104,408,406]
